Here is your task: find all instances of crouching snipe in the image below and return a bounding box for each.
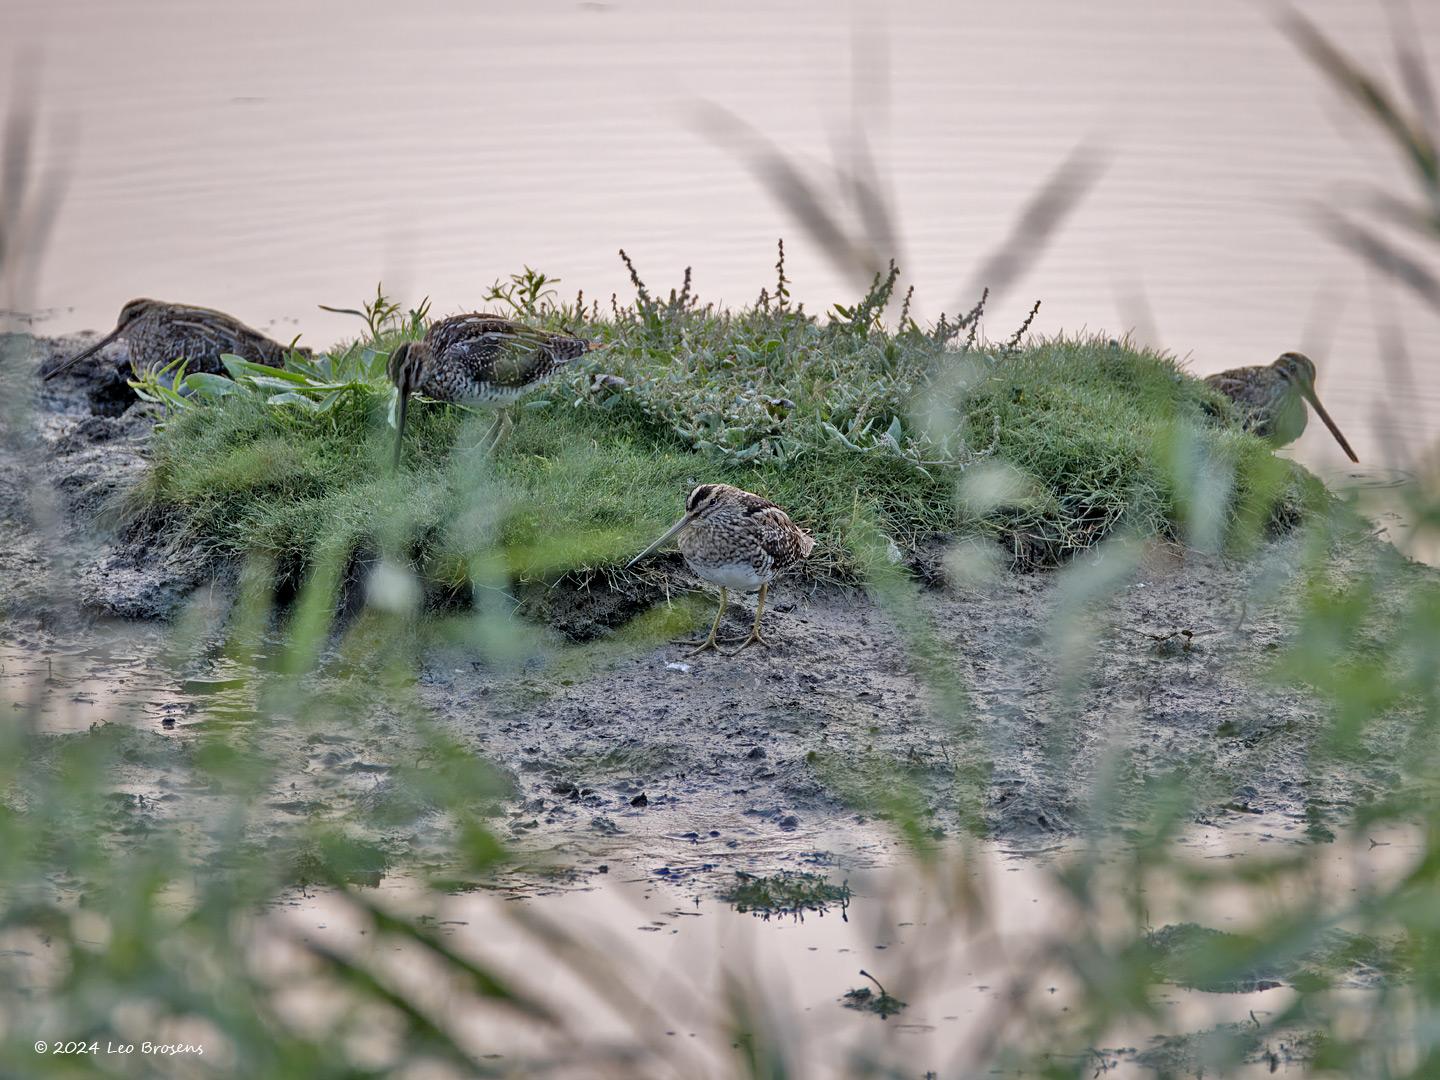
[388,314,594,467]
[44,298,304,381]
[1204,351,1358,463]
[628,484,815,656]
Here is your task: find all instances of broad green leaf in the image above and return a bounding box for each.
[184,372,239,398]
[245,375,319,393]
[316,389,349,413]
[221,355,310,383]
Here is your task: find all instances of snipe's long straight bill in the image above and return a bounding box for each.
[626,513,696,568]
[43,326,123,381]
[1301,386,1359,463]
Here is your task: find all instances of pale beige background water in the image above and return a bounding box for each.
[7,0,1440,469]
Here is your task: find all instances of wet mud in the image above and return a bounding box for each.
[2,333,1432,891]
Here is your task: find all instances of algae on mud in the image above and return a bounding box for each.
[722,870,851,919]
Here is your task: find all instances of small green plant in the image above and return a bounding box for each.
[319,281,431,341]
[127,355,192,414]
[841,971,906,1019]
[483,266,562,318]
[722,871,850,919]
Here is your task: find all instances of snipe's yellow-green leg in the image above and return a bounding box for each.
[728,582,772,655]
[681,586,730,655]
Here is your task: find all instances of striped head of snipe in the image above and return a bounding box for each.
[387,340,432,400]
[1270,350,1357,463]
[387,339,435,469]
[684,483,729,521]
[1272,351,1316,389]
[44,298,161,381]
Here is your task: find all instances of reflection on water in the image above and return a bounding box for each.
[259,817,1420,1077]
[5,598,1419,1073]
[0,623,251,734]
[6,0,1440,470]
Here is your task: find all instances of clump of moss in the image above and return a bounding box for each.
[122,260,1318,601]
[722,870,849,920]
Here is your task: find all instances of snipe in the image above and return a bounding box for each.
[628,483,815,656]
[44,298,304,381]
[387,313,594,467]
[1204,351,1358,462]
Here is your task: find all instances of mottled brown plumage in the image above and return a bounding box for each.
[627,483,815,655]
[387,313,593,466]
[44,298,304,381]
[1204,351,1358,463]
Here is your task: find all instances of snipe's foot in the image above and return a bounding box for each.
[726,631,774,656]
[683,635,722,656]
[676,635,745,647]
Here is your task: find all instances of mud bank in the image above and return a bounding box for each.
[2,334,208,624]
[418,532,1411,859]
[2,334,1429,887]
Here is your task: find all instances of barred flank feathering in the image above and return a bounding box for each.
[44,298,306,381]
[1204,351,1358,462]
[410,314,592,403]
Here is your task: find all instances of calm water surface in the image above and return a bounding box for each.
[258,817,1418,1076]
[6,0,1440,472]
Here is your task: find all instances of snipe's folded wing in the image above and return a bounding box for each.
[747,504,808,566]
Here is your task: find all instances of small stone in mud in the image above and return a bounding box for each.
[591,816,622,834]
[630,793,649,807]
[747,746,766,760]
[778,814,799,830]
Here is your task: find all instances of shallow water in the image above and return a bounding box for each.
[0,630,197,735]
[4,603,1419,1073]
[257,816,1419,1077]
[6,0,1440,471]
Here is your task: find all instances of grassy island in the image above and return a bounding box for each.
[126,264,1319,603]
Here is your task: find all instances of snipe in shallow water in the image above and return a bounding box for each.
[1204,351,1358,463]
[43,298,304,381]
[628,483,815,656]
[387,313,594,467]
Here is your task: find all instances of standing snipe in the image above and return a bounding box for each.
[628,483,815,656]
[387,313,594,467]
[1204,352,1358,462]
[43,298,304,381]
